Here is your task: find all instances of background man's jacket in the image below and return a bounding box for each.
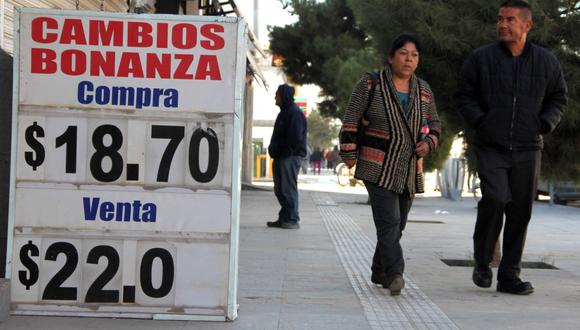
[268,85,308,158]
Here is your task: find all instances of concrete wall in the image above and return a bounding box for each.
[0,49,13,278]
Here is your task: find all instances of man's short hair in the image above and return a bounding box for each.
[500,0,532,20]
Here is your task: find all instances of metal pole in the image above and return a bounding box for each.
[253,0,259,42]
[5,6,20,280]
[0,0,5,50]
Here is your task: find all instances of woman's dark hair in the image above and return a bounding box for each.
[388,33,422,57]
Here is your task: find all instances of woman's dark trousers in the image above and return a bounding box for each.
[365,181,412,276]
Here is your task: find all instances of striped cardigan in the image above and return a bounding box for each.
[339,66,441,195]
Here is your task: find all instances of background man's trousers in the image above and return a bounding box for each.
[273,156,302,224]
[473,145,541,281]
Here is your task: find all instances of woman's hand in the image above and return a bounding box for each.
[415,140,430,158]
[344,159,356,168]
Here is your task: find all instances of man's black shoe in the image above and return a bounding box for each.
[472,265,492,288]
[267,220,284,228]
[497,279,534,295]
[280,222,300,229]
[267,220,299,229]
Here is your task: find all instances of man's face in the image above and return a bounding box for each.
[497,7,532,44]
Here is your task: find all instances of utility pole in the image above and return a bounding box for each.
[240,0,260,185]
[0,0,4,50]
[0,48,12,277]
[253,0,259,42]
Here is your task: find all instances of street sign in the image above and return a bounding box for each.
[8,8,246,321]
[295,97,307,116]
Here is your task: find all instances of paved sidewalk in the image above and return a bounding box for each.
[2,181,580,329]
[332,189,580,330]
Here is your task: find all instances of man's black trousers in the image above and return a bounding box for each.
[473,145,541,281]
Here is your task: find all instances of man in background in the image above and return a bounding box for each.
[267,84,308,229]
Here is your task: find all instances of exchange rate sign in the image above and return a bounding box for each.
[9,8,246,321]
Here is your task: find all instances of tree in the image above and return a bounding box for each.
[271,0,580,179]
[306,110,340,151]
[319,48,381,119]
[347,0,497,171]
[269,0,377,120]
[347,0,580,179]
[530,0,580,182]
[270,0,458,170]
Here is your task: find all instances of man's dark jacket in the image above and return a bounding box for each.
[268,85,308,158]
[455,41,567,150]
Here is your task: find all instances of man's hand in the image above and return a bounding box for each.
[415,140,430,158]
[344,159,356,168]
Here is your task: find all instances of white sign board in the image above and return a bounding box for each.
[9,8,245,321]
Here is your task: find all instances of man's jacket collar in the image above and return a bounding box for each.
[497,40,532,57]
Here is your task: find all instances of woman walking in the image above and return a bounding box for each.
[339,34,441,295]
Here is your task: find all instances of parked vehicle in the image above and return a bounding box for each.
[537,180,580,205]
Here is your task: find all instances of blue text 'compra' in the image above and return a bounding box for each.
[77,81,178,109]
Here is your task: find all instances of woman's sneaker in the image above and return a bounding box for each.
[386,274,405,295]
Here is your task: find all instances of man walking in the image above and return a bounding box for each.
[455,0,567,295]
[267,84,308,229]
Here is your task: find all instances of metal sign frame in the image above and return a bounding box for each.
[8,8,246,321]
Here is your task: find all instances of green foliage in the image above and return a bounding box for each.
[307,110,340,150]
[346,0,499,170]
[321,48,382,119]
[270,0,580,179]
[269,0,368,95]
[532,0,580,182]
[348,0,580,180]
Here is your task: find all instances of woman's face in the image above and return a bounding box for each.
[388,42,419,79]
